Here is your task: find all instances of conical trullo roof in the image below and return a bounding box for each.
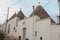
[30,5,50,19]
[9,13,16,20]
[16,10,25,19]
[9,9,25,21]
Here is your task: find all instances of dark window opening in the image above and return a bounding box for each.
[19,36,21,40]
[26,38,29,40]
[23,28,26,29]
[23,22,25,25]
[14,27,15,30]
[23,28,26,40]
[35,31,37,36]
[15,29,17,32]
[40,37,42,40]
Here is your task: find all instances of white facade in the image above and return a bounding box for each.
[1,1,60,40]
[1,15,60,40]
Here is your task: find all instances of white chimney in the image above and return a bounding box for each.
[56,16,60,24]
[57,0,60,24]
[58,0,60,12]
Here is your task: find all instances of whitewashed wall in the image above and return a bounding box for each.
[6,17,18,37]
[36,18,51,40]
[51,25,60,40]
[2,15,60,40]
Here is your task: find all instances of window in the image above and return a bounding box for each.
[35,31,37,36]
[23,28,26,35]
[23,22,25,25]
[14,27,17,32]
[14,27,15,30]
[40,37,42,40]
[15,29,17,32]
[23,28,26,40]
[26,38,29,40]
[19,36,21,40]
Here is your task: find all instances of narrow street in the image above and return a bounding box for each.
[0,30,12,40]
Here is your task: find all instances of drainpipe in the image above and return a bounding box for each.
[5,7,9,33]
[32,5,35,40]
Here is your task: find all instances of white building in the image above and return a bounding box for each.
[1,1,60,40]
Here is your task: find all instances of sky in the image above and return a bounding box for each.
[0,0,59,24]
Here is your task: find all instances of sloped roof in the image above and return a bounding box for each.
[9,13,16,20]
[9,10,25,21]
[16,10,25,19]
[58,0,59,1]
[50,18,56,23]
[30,5,49,19]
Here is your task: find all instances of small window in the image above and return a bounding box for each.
[40,37,42,40]
[23,28,26,40]
[15,29,17,32]
[13,27,17,32]
[23,22,25,25]
[35,31,37,36]
[14,27,15,30]
[19,36,21,40]
[23,28,26,29]
[26,38,29,40]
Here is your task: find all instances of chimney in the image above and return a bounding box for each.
[56,16,60,24]
[57,0,60,24]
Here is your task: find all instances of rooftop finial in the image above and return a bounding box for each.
[39,2,40,5]
[33,5,35,10]
[20,8,22,11]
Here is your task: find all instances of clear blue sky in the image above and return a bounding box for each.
[0,0,59,24]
